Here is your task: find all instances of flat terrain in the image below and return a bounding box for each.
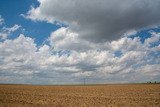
[0,84,160,107]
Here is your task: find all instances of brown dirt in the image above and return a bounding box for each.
[0,84,160,107]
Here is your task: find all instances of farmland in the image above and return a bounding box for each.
[0,84,160,107]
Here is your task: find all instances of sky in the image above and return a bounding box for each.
[0,0,160,84]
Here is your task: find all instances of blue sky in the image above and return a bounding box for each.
[0,0,61,45]
[0,0,160,84]
[130,27,160,43]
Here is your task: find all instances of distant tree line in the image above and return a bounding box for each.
[147,81,160,84]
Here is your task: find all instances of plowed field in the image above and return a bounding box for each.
[0,84,160,107]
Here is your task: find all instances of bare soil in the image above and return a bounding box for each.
[0,84,160,107]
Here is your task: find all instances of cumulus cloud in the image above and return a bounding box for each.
[0,28,160,84]
[0,24,21,39]
[49,27,98,51]
[25,0,160,42]
[1,2,160,83]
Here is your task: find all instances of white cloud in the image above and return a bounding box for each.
[3,24,21,32]
[0,29,160,84]
[25,0,160,42]
[0,24,21,39]
[145,32,160,46]
[49,27,97,51]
